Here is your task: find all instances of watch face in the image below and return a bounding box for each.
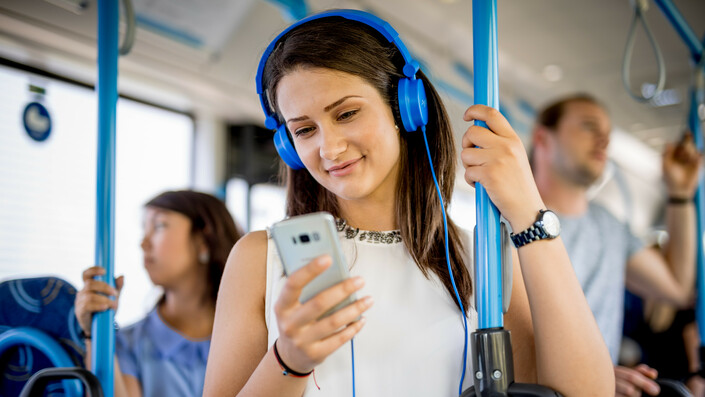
[541,211,561,237]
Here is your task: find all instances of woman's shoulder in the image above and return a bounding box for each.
[226,230,269,264]
[234,230,269,251]
[221,230,269,290]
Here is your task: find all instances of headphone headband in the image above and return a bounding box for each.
[256,9,428,169]
[256,9,420,128]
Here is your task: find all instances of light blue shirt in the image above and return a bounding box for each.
[558,203,643,363]
[115,308,210,397]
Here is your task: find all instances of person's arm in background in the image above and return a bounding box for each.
[81,352,140,397]
[614,134,702,396]
[626,134,701,307]
[684,320,705,396]
[75,267,140,397]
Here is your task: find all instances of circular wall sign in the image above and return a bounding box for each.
[23,102,52,142]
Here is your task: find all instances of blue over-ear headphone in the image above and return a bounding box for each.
[255,9,429,170]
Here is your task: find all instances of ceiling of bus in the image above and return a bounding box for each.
[0,0,703,149]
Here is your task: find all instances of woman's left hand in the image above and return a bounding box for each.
[461,104,545,232]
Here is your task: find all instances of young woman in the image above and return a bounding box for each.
[203,10,614,396]
[75,190,242,397]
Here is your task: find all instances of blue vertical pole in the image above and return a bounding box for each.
[653,0,703,63]
[654,0,705,370]
[690,78,705,344]
[93,1,118,396]
[654,0,705,351]
[652,0,705,366]
[472,0,503,330]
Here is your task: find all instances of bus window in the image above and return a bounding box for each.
[0,64,193,326]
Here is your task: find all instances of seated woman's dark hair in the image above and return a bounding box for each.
[146,190,242,301]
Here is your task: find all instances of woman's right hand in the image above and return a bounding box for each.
[461,104,546,233]
[274,255,373,374]
[74,266,124,335]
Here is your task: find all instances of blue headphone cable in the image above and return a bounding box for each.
[421,126,470,395]
[346,127,468,397]
[351,337,356,397]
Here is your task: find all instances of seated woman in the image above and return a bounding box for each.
[203,10,614,396]
[75,190,242,397]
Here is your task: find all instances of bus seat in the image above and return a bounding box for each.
[0,277,86,396]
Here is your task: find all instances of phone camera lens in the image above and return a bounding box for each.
[299,234,310,243]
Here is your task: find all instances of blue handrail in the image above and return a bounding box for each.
[472,0,503,330]
[93,1,119,396]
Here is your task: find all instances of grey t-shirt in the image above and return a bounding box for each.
[558,203,643,363]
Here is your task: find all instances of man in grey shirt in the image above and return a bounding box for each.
[530,94,700,396]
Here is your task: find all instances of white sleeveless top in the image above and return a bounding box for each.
[265,220,477,396]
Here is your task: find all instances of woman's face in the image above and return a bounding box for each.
[276,67,401,203]
[141,207,203,287]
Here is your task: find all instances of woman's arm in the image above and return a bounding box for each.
[461,104,614,395]
[503,248,536,384]
[82,342,137,397]
[203,231,372,396]
[76,268,136,397]
[202,231,275,396]
[515,235,614,394]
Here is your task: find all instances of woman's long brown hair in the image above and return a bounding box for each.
[262,17,472,311]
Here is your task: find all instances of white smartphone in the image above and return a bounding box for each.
[270,212,357,318]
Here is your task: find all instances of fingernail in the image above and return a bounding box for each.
[353,277,364,288]
[649,385,660,395]
[317,255,331,266]
[363,296,374,307]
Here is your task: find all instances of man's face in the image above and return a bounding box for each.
[549,101,611,186]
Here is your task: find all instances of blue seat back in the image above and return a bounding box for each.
[0,277,85,396]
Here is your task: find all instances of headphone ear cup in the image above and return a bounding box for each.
[397,77,428,132]
[273,124,305,170]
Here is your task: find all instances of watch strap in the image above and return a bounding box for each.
[510,222,548,248]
